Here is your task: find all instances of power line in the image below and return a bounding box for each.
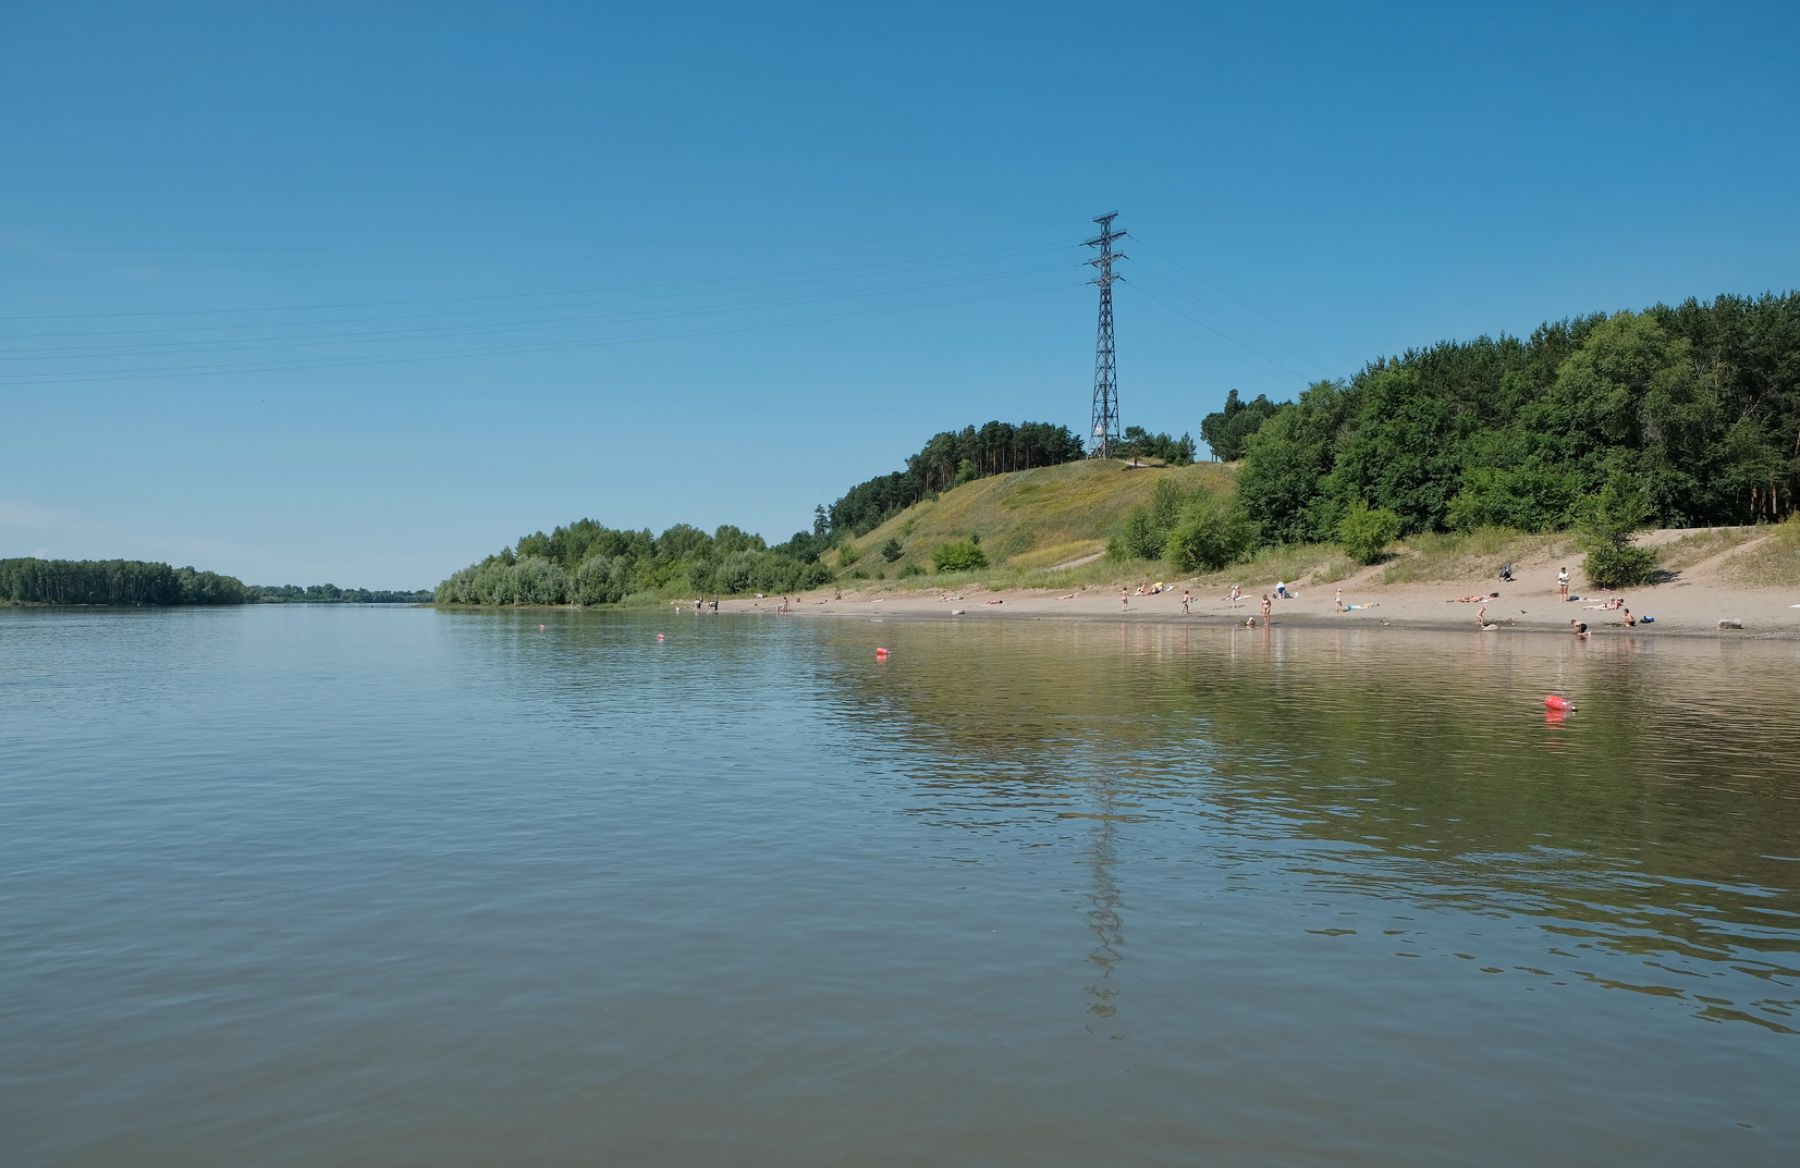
[1086,212,1126,458]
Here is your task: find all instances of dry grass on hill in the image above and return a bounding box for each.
[830,459,1234,580]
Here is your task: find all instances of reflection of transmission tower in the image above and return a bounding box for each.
[1086,212,1127,458]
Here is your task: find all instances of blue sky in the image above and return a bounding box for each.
[3,1,1796,587]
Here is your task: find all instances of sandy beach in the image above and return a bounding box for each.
[720,531,1800,640]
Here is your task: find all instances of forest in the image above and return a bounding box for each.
[0,559,433,607]
[249,584,435,604]
[1200,293,1799,545]
[434,520,835,606]
[1,558,250,606]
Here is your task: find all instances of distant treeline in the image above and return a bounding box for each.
[436,521,833,606]
[1,558,249,606]
[1200,293,1800,544]
[1,558,432,607]
[249,584,434,604]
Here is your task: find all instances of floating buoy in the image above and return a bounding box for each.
[875,647,889,661]
[537,624,546,631]
[655,632,665,642]
[1544,694,1571,711]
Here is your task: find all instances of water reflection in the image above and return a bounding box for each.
[820,621,1800,1034]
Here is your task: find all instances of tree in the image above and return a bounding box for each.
[879,537,904,563]
[1576,472,1659,588]
[1200,389,1280,461]
[1338,501,1404,565]
[1164,492,1249,572]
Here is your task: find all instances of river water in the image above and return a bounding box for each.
[3,605,1798,1166]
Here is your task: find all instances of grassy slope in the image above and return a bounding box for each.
[829,460,1233,579]
[823,460,1799,594]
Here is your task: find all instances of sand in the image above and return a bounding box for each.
[717,531,1800,640]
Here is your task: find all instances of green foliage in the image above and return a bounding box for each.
[0,558,251,606]
[1164,492,1250,572]
[837,543,862,568]
[1115,425,1198,465]
[1338,501,1405,565]
[438,517,827,605]
[1579,537,1659,590]
[1200,389,1281,461]
[879,537,904,563]
[1230,295,1800,545]
[1446,465,1581,532]
[1575,472,1658,588]
[1111,477,1195,560]
[898,561,926,578]
[931,540,989,572]
[827,420,1086,536]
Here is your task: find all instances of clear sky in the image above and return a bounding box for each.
[3,1,1796,588]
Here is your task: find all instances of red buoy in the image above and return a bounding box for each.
[1544,694,1570,710]
[875,647,890,661]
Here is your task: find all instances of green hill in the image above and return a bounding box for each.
[828,459,1235,579]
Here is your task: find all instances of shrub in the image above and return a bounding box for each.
[1577,472,1658,589]
[837,543,862,568]
[898,562,926,578]
[1164,493,1249,572]
[1339,501,1403,565]
[879,537,904,563]
[1578,535,1658,589]
[1112,479,1194,560]
[932,541,989,572]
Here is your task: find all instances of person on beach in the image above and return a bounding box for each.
[1558,567,1570,600]
[1275,580,1289,599]
[1181,588,1192,615]
[1335,588,1344,612]
[1477,604,1488,627]
[1227,584,1243,607]
[1620,606,1636,627]
[1260,593,1273,622]
[1121,587,1130,612]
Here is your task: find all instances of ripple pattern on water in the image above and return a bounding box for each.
[2,608,1798,1166]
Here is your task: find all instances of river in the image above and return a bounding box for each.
[3,605,1797,1166]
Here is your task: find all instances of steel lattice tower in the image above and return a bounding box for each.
[1085,212,1127,458]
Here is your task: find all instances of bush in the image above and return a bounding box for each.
[879,537,904,563]
[1339,501,1403,565]
[1164,493,1249,572]
[932,541,989,572]
[1576,471,1658,589]
[1112,478,1192,560]
[837,543,862,568]
[898,562,926,578]
[1578,535,1658,589]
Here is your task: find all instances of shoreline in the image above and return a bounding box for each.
[716,574,1800,642]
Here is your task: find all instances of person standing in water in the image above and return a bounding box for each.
[1260,593,1273,623]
